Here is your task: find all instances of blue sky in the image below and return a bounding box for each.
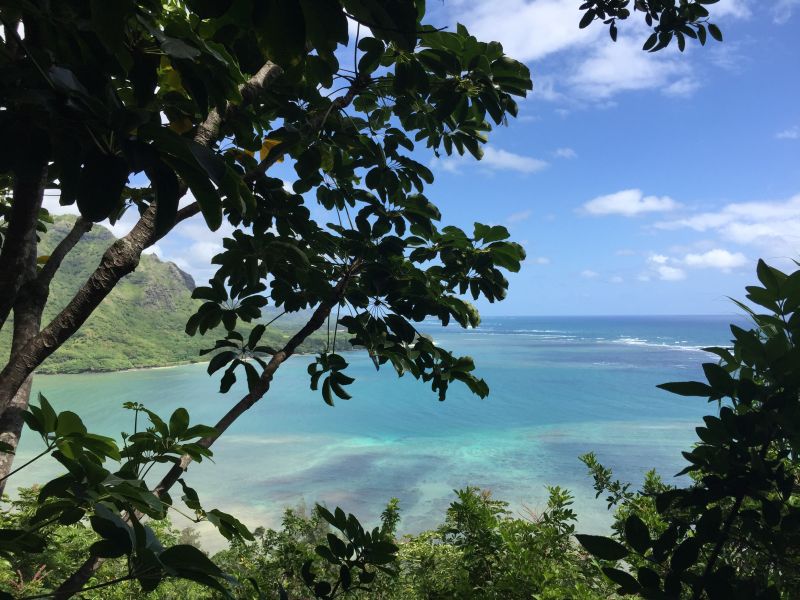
[45,0,800,316]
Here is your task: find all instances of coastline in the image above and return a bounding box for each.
[34,347,335,377]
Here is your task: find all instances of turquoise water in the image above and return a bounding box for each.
[13,315,744,549]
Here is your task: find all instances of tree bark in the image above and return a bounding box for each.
[0,205,158,415]
[0,164,47,331]
[0,218,92,491]
[53,265,359,599]
[0,304,42,495]
[0,62,284,417]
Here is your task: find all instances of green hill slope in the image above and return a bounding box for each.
[1,216,324,374]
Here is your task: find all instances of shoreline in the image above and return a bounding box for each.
[34,348,337,377]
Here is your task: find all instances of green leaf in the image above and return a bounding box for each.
[602,567,640,593]
[159,544,225,578]
[208,351,236,374]
[624,515,651,554]
[169,408,190,438]
[670,537,700,572]
[55,411,87,437]
[702,363,735,396]
[657,381,713,397]
[575,534,629,561]
[708,23,723,42]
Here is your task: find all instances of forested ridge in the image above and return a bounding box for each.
[0,216,324,374]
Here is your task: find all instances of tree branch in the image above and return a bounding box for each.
[244,74,370,182]
[37,217,93,289]
[53,263,360,599]
[0,205,159,413]
[0,62,284,414]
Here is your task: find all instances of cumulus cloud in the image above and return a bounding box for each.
[581,189,679,217]
[712,0,752,19]
[655,265,686,281]
[649,254,669,265]
[481,148,549,173]
[457,0,750,101]
[569,35,696,100]
[452,0,602,63]
[655,194,800,258]
[683,249,748,271]
[646,255,686,281]
[581,269,599,278]
[644,248,748,281]
[433,147,548,174]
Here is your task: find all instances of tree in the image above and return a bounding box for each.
[0,0,727,597]
[577,260,800,599]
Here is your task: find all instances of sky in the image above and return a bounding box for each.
[44,0,800,316]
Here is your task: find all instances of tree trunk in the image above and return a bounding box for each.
[0,164,46,331]
[0,217,92,490]
[0,168,48,493]
[0,62,285,415]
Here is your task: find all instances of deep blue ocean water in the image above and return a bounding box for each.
[15,315,747,548]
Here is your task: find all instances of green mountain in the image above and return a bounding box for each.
[1,216,324,374]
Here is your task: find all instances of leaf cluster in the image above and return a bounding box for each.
[579,0,723,51]
[577,260,800,599]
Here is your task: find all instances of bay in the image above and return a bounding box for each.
[12,315,744,550]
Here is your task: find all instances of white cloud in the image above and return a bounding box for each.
[433,147,548,174]
[569,35,694,100]
[713,0,752,19]
[645,248,746,278]
[582,189,679,217]
[506,209,532,224]
[581,269,599,279]
[482,148,549,173]
[615,248,636,256]
[656,265,686,281]
[532,256,551,265]
[773,0,800,23]
[610,275,624,284]
[663,77,701,98]
[683,249,748,271]
[42,195,80,216]
[553,147,577,159]
[776,126,799,140]
[453,0,750,60]
[655,194,800,258]
[38,187,236,284]
[454,0,602,63]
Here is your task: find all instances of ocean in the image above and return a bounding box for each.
[13,315,746,549]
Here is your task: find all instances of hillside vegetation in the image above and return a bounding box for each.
[0,216,324,374]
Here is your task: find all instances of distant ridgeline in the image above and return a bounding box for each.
[0,216,324,374]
